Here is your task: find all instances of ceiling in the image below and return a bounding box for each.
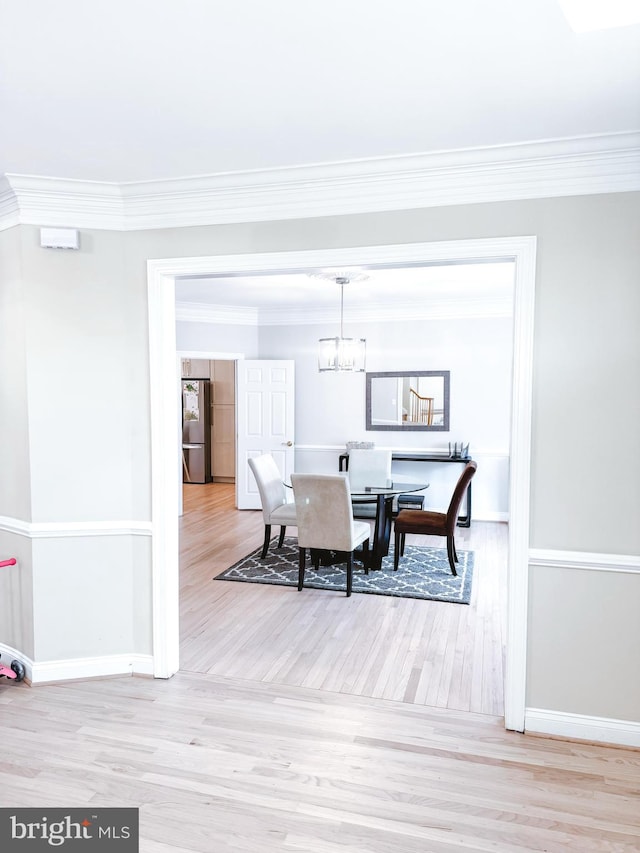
[1,0,639,184]
[175,261,515,320]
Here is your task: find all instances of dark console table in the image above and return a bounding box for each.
[339,451,473,527]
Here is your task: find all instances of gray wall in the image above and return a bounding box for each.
[0,227,31,521]
[21,228,142,521]
[1,226,152,662]
[176,320,259,356]
[527,566,640,720]
[1,192,639,724]
[0,228,34,656]
[256,315,512,517]
[258,315,513,451]
[127,193,640,553]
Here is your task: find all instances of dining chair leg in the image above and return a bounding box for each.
[298,548,306,590]
[362,538,370,575]
[277,526,286,548]
[393,531,401,571]
[261,524,272,559]
[446,536,458,576]
[346,553,353,597]
[452,537,458,563]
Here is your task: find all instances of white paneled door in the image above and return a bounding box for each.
[236,360,295,509]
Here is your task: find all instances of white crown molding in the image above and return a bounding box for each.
[176,301,259,325]
[1,174,124,231]
[178,348,246,360]
[525,708,640,748]
[529,548,640,573]
[0,175,21,228]
[175,295,514,326]
[0,516,152,538]
[2,132,639,232]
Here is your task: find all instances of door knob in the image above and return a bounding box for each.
[283,441,293,446]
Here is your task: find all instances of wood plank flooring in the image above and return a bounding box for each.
[1,482,638,851]
[179,483,507,716]
[1,672,638,851]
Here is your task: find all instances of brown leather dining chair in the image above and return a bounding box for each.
[393,461,477,576]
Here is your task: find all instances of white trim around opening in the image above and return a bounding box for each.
[147,235,537,731]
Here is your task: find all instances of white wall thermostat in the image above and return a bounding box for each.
[39,227,80,249]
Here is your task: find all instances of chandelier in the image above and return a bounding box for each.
[314,272,367,373]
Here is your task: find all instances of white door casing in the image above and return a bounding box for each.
[147,236,535,732]
[236,359,296,509]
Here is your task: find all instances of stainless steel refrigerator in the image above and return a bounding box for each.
[182,379,212,484]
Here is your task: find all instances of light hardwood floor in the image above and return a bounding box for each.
[180,483,507,716]
[1,671,638,851]
[1,484,638,851]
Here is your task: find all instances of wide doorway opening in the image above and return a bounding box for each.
[148,236,536,731]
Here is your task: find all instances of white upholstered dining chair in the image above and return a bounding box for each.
[347,448,392,519]
[248,454,298,558]
[290,473,370,597]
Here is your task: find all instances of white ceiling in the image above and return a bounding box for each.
[175,261,515,319]
[1,0,639,183]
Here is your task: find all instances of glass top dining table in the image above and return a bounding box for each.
[348,479,428,498]
[349,480,429,569]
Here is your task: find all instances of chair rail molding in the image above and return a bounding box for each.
[2,131,639,231]
[529,549,640,573]
[0,515,153,538]
[148,234,537,733]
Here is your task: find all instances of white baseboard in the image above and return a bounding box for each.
[474,511,509,523]
[0,643,154,684]
[0,641,30,681]
[31,653,155,684]
[525,707,640,748]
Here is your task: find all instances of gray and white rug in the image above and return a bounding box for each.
[215,538,474,604]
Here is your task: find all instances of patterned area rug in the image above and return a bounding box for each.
[215,538,474,604]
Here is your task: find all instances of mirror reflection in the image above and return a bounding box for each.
[366,371,450,431]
